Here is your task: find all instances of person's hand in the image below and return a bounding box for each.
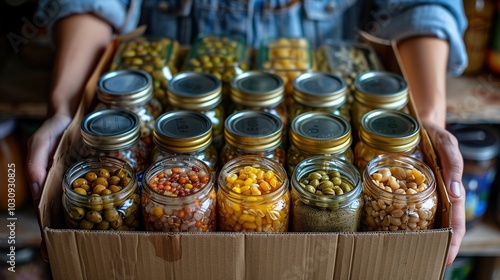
[26,113,72,202]
[422,121,466,266]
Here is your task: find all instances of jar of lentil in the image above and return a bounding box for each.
[361,154,438,232]
[217,155,290,232]
[290,156,363,232]
[287,112,353,175]
[167,71,225,148]
[354,109,421,172]
[290,72,350,122]
[62,157,141,230]
[151,111,218,172]
[78,108,149,179]
[95,69,162,149]
[229,71,288,130]
[351,71,409,134]
[221,110,286,166]
[141,156,216,232]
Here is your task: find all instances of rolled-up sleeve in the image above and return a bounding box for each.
[371,1,468,76]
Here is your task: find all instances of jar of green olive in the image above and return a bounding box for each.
[151,111,218,172]
[62,157,141,230]
[354,109,422,172]
[217,155,290,232]
[290,72,350,123]
[167,71,225,148]
[95,69,163,150]
[287,112,353,175]
[290,156,363,232]
[141,156,216,232]
[361,154,438,232]
[221,110,286,166]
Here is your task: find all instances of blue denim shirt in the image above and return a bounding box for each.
[40,0,468,75]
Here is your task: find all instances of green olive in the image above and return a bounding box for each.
[73,188,88,195]
[318,181,334,191]
[79,219,94,230]
[110,216,123,229]
[94,220,110,230]
[98,168,110,178]
[123,214,136,226]
[322,188,335,195]
[108,176,121,186]
[115,225,129,231]
[120,176,131,187]
[309,179,320,188]
[93,177,109,188]
[305,185,316,194]
[334,187,344,195]
[85,172,97,183]
[114,169,127,179]
[89,195,103,211]
[85,211,103,223]
[72,178,88,189]
[68,206,85,220]
[308,172,322,181]
[104,208,120,222]
[332,177,342,186]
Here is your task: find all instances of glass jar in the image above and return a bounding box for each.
[151,110,218,172]
[351,71,409,134]
[354,109,421,172]
[62,157,141,230]
[290,156,363,232]
[141,156,217,232]
[221,110,286,166]
[79,108,149,178]
[361,154,438,232]
[217,155,290,232]
[229,71,288,130]
[95,69,162,149]
[287,112,353,175]
[290,71,350,122]
[167,71,225,148]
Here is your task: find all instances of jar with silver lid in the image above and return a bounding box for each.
[151,110,218,172]
[290,71,350,122]
[287,112,353,175]
[78,108,149,179]
[220,110,286,166]
[351,71,409,134]
[95,69,162,149]
[167,71,225,148]
[354,109,421,172]
[229,71,288,130]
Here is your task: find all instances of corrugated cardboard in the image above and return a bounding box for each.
[39,38,453,280]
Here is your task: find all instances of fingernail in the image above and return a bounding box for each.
[31,183,41,200]
[450,181,461,197]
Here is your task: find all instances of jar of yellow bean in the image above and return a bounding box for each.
[217,155,290,232]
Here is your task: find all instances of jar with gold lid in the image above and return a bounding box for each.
[354,109,421,172]
[220,110,286,166]
[151,110,218,172]
[166,71,225,147]
[287,112,353,175]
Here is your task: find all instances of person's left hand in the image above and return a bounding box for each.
[422,121,466,266]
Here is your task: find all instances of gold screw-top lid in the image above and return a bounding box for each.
[293,72,347,108]
[224,110,283,152]
[354,71,408,109]
[97,69,153,106]
[359,109,420,153]
[290,112,352,154]
[230,71,284,107]
[167,71,222,110]
[81,108,140,150]
[153,110,213,153]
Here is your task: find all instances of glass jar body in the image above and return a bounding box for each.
[354,140,422,172]
[151,144,218,172]
[286,143,354,175]
[220,142,286,167]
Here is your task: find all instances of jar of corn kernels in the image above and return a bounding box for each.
[217,155,290,232]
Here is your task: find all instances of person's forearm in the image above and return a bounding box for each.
[397,36,449,128]
[49,14,113,117]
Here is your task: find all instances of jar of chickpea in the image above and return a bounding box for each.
[141,156,217,232]
[361,154,438,232]
[62,157,141,231]
[217,155,290,232]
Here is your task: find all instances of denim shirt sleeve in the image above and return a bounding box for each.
[370,0,468,76]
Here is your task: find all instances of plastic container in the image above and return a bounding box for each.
[217,155,290,232]
[62,157,140,230]
[141,156,216,232]
[290,156,363,232]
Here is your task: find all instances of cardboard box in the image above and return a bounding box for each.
[39,39,453,280]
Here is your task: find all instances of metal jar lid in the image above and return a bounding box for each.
[449,125,500,161]
[230,71,284,107]
[354,71,408,109]
[293,72,347,108]
[153,110,213,153]
[359,109,420,153]
[81,108,140,150]
[167,71,222,110]
[290,112,352,154]
[97,69,153,106]
[224,110,283,152]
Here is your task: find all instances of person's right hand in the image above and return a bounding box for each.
[26,113,72,202]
